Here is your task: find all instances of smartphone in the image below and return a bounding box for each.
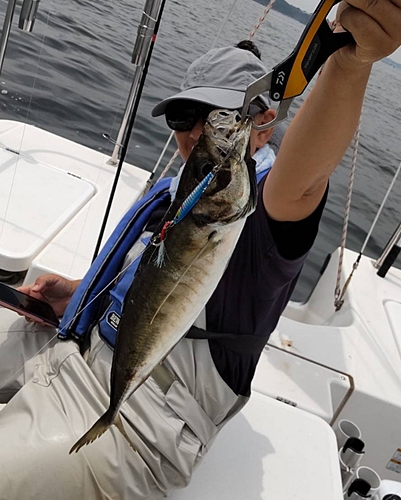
[0,282,60,327]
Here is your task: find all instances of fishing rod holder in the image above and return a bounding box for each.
[0,0,41,78]
[374,222,401,278]
[107,0,163,166]
[343,467,381,499]
[340,438,366,492]
[19,0,41,32]
[0,0,18,77]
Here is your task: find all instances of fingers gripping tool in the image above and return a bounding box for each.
[241,0,354,130]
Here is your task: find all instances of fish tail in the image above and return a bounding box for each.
[69,409,136,454]
[114,412,137,452]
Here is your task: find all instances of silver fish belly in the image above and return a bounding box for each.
[70,109,256,453]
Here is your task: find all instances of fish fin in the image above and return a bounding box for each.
[114,413,137,452]
[69,409,136,454]
[70,408,114,454]
[150,232,217,325]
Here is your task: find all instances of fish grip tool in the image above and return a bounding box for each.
[241,0,354,130]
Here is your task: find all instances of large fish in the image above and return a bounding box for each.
[70,109,257,453]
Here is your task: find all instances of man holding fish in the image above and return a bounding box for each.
[0,0,400,498]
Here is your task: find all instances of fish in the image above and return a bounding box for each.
[70,109,257,453]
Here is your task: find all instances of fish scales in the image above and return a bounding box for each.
[70,109,256,453]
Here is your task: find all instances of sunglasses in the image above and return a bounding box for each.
[165,99,267,132]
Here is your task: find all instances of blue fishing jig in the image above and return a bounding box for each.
[152,170,215,267]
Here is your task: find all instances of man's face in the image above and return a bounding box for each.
[171,106,276,162]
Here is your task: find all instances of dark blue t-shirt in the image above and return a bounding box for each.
[205,175,327,395]
[147,175,327,396]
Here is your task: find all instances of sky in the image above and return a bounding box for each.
[289,0,401,64]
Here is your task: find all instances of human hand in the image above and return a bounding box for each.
[334,0,401,69]
[18,274,80,322]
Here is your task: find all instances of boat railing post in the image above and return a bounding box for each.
[18,0,41,32]
[107,0,163,166]
[0,0,42,78]
[374,222,401,278]
[0,0,18,78]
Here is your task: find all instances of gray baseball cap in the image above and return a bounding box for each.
[151,46,271,117]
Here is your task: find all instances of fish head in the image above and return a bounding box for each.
[175,109,257,226]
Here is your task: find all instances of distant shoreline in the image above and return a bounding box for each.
[253,0,401,68]
[253,0,311,25]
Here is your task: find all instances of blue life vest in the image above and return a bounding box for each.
[58,177,171,342]
[59,170,269,347]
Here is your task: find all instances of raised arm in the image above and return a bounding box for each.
[263,0,401,222]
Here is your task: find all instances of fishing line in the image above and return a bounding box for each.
[139,130,176,196]
[360,160,401,256]
[0,324,59,393]
[150,130,242,266]
[0,0,165,382]
[211,0,239,49]
[0,1,54,247]
[149,234,216,325]
[0,0,116,278]
[335,159,401,311]
[0,241,150,393]
[65,9,141,276]
[151,169,215,266]
[92,0,167,261]
[144,0,240,192]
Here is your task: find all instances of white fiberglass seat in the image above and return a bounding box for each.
[169,391,343,500]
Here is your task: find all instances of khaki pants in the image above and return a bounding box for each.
[0,309,243,500]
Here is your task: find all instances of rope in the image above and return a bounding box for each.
[334,159,401,311]
[154,148,180,183]
[149,0,277,189]
[334,119,361,310]
[249,0,277,39]
[360,160,401,256]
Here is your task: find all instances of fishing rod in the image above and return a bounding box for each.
[92,0,167,262]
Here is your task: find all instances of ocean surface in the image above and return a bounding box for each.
[0,0,400,300]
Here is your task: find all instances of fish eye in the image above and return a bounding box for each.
[198,161,214,178]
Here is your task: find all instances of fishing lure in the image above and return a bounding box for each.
[151,170,215,267]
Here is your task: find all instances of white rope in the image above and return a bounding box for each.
[334,119,361,310]
[360,160,401,255]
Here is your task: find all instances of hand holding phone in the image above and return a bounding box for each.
[17,274,81,319]
[0,282,60,327]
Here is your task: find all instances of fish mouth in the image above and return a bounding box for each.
[188,109,256,225]
[206,109,252,158]
[201,109,253,194]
